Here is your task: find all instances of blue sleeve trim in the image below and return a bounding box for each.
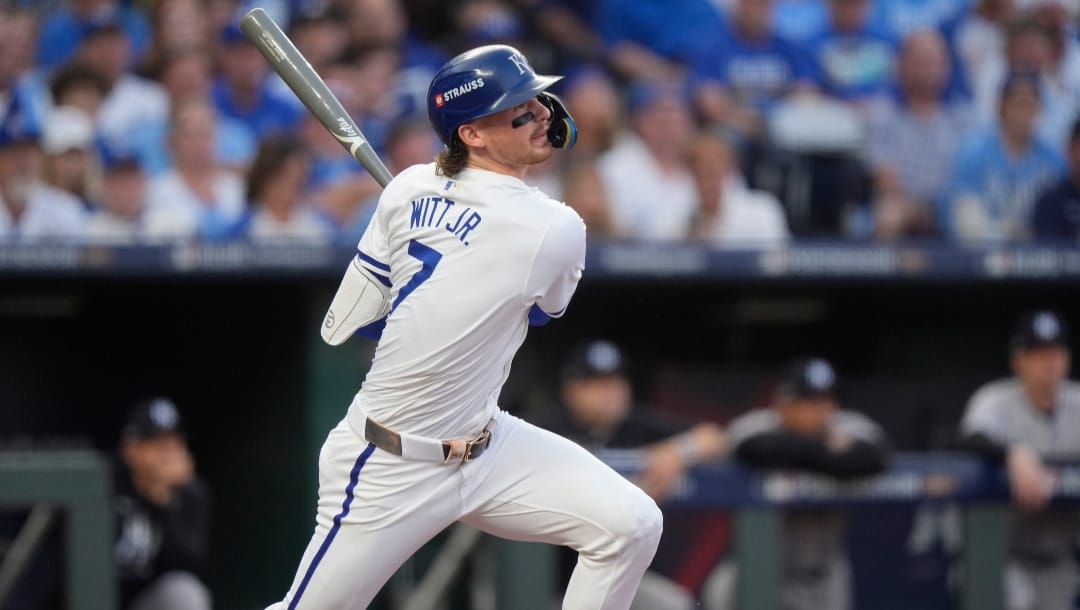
[369,270,392,288]
[528,304,552,327]
[287,443,376,609]
[356,317,386,341]
[356,248,391,272]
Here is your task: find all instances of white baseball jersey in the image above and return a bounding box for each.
[269,161,663,610]
[347,162,586,439]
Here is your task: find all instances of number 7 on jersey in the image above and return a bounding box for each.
[390,240,443,312]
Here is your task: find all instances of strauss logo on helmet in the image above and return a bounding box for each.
[438,78,486,108]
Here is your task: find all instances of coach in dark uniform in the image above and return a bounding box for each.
[706,357,891,610]
[114,397,213,610]
[958,310,1080,610]
[1033,118,1080,242]
[533,339,726,610]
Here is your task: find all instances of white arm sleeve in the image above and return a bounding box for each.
[321,191,395,346]
[524,206,586,317]
[320,257,392,345]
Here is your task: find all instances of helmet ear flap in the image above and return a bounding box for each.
[538,92,577,150]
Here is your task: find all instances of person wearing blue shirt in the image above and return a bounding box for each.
[307,148,370,197]
[692,0,816,138]
[1032,116,1080,242]
[772,0,830,43]
[867,0,974,99]
[334,118,441,245]
[134,48,256,177]
[943,71,1064,242]
[35,0,151,71]
[868,0,971,39]
[596,0,727,80]
[297,109,381,241]
[379,40,445,131]
[210,24,302,142]
[2,9,50,130]
[4,77,49,145]
[806,0,898,104]
[515,0,607,71]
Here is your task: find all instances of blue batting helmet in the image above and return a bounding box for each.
[427,44,562,146]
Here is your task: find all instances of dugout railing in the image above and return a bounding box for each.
[604,451,1025,610]
[0,449,1076,609]
[0,451,114,610]
[504,451,1076,610]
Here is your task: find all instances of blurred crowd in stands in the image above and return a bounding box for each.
[3,0,1080,246]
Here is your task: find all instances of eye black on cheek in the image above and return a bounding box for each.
[511,112,535,129]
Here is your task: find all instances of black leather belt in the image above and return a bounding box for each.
[364,416,493,463]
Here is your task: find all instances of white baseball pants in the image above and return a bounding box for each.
[266,410,663,610]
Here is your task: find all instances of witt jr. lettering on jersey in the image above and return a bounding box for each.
[409,196,482,245]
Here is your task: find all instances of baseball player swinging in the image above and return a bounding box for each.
[266,45,663,610]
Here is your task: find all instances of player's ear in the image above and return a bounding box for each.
[457,122,486,149]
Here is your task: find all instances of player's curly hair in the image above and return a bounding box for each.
[435,134,469,177]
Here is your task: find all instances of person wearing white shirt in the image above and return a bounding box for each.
[143,99,245,241]
[597,79,698,241]
[973,16,1080,151]
[0,103,86,241]
[77,19,168,156]
[688,131,791,247]
[957,0,1014,110]
[84,138,149,244]
[0,182,87,241]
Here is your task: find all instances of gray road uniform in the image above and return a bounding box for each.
[960,378,1080,610]
[726,408,890,610]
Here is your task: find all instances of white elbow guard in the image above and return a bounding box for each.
[320,257,392,346]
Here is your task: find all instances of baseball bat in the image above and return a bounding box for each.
[239,7,394,188]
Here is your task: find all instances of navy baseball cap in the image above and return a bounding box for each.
[0,94,42,148]
[777,357,837,399]
[557,64,611,96]
[96,136,142,171]
[1011,310,1070,351]
[626,78,690,115]
[122,397,184,441]
[221,21,249,46]
[562,340,629,381]
[83,10,126,40]
[465,6,524,44]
